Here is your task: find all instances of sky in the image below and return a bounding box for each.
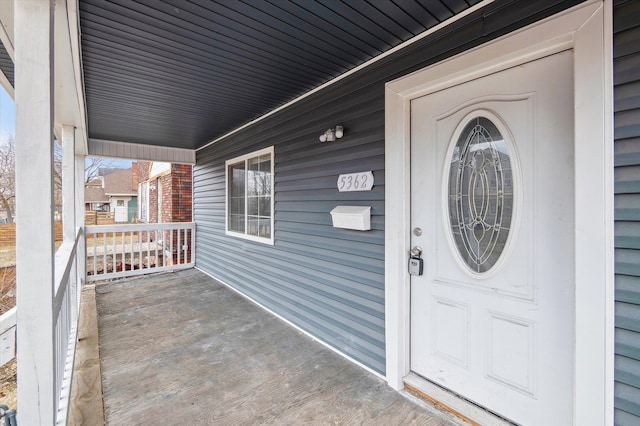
[0,84,14,140]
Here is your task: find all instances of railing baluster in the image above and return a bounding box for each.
[112,231,116,274]
[102,231,107,278]
[146,230,151,269]
[163,228,167,267]
[138,230,143,270]
[154,229,158,269]
[177,228,181,265]
[121,231,125,273]
[92,231,97,277]
[130,230,134,272]
[170,228,174,267]
[183,228,187,264]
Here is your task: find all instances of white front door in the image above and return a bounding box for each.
[409,51,574,424]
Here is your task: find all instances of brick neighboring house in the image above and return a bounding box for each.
[84,168,137,222]
[134,161,192,224]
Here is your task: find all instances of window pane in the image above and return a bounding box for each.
[229,162,245,197]
[248,155,271,197]
[247,216,259,236]
[259,195,271,217]
[228,162,245,232]
[259,218,271,238]
[247,196,258,216]
[229,214,245,233]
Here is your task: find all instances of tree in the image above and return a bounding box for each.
[0,135,15,222]
[85,156,116,184]
[0,136,64,222]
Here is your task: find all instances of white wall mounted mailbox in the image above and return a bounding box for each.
[330,206,371,231]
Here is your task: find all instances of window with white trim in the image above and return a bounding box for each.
[226,147,274,244]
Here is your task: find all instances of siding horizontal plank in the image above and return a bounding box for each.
[614,53,640,86]
[616,355,640,389]
[616,408,640,426]
[617,328,640,361]
[615,81,640,112]
[617,275,640,305]
[615,381,640,418]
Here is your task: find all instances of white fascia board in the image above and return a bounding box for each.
[0,69,12,99]
[0,0,14,61]
[89,138,196,164]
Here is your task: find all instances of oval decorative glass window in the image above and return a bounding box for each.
[448,115,514,274]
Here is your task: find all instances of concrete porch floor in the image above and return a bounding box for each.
[83,268,462,425]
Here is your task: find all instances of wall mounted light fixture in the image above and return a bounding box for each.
[319,125,344,142]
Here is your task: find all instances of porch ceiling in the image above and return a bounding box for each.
[0,40,13,87]
[78,0,481,150]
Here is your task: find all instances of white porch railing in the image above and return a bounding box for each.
[2,229,83,424]
[54,228,83,425]
[0,307,16,367]
[85,222,195,282]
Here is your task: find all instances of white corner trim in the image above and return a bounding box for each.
[384,1,613,425]
[573,1,614,423]
[196,0,494,152]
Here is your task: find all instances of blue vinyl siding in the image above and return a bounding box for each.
[615,0,640,424]
[194,0,584,375]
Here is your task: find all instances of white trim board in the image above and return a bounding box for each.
[88,138,196,164]
[384,1,613,425]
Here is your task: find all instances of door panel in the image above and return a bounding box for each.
[409,51,574,425]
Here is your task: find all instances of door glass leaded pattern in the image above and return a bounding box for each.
[448,116,513,273]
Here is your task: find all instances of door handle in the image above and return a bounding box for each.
[409,246,424,276]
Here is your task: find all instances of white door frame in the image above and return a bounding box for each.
[384,1,614,424]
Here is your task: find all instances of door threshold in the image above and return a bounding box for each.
[404,373,516,426]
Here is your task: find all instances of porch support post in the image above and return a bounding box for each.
[15,0,56,424]
[62,125,76,241]
[62,125,80,323]
[75,130,86,296]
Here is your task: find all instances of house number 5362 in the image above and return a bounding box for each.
[337,171,374,192]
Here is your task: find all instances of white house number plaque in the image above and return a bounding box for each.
[337,171,374,192]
